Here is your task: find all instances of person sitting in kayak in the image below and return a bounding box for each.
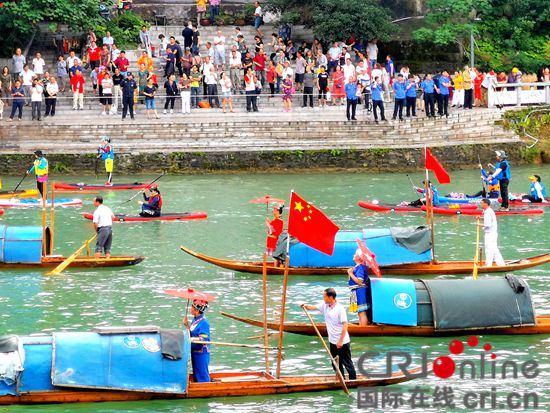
[184,299,211,382]
[347,249,371,326]
[466,164,500,199]
[265,203,284,265]
[522,175,546,203]
[408,180,439,207]
[138,185,162,217]
[98,136,114,186]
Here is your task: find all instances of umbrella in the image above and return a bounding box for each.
[249,195,285,205]
[164,288,217,319]
[356,239,382,278]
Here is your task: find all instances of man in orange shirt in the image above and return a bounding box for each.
[462,65,473,109]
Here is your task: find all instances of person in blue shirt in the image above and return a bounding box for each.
[386,55,395,80]
[409,180,439,207]
[466,164,500,198]
[120,72,137,120]
[392,74,405,121]
[437,71,452,117]
[421,74,436,118]
[344,76,359,121]
[522,175,546,203]
[488,150,511,210]
[405,74,417,117]
[371,77,386,122]
[97,136,114,185]
[184,299,211,382]
[347,249,371,325]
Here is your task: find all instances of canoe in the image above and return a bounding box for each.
[0,255,144,269]
[180,245,550,276]
[82,212,208,222]
[357,201,478,213]
[358,201,544,216]
[0,328,418,405]
[222,313,550,337]
[0,198,83,208]
[0,189,39,199]
[54,182,152,191]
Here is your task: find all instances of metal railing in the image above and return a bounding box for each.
[488,82,550,108]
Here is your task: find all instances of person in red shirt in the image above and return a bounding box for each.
[253,49,267,88]
[70,69,85,110]
[267,60,277,97]
[265,203,284,264]
[87,41,101,70]
[113,51,130,76]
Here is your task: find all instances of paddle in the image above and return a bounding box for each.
[473,217,481,279]
[477,154,487,197]
[119,171,166,205]
[94,147,100,178]
[406,174,420,199]
[13,172,28,192]
[302,307,350,395]
[46,234,97,276]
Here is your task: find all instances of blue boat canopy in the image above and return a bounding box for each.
[0,225,44,264]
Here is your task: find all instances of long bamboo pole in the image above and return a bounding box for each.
[190,339,279,350]
[41,181,47,257]
[275,255,290,378]
[262,252,270,374]
[49,181,55,255]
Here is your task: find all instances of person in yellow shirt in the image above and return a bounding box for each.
[26,150,48,198]
[137,51,153,73]
[462,65,473,109]
[452,70,463,107]
[196,0,207,26]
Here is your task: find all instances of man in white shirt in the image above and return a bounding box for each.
[92,196,115,259]
[281,61,294,81]
[366,39,378,68]
[213,30,226,71]
[102,31,114,51]
[479,198,505,266]
[20,64,36,105]
[229,47,243,94]
[32,52,45,77]
[343,58,355,84]
[327,42,341,73]
[301,288,357,380]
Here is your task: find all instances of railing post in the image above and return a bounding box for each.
[516,83,521,107]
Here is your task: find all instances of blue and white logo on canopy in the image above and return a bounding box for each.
[371,279,417,326]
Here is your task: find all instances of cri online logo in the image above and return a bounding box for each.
[433,336,495,378]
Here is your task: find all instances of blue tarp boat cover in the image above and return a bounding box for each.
[288,228,432,267]
[371,279,418,326]
[0,225,43,264]
[422,278,536,331]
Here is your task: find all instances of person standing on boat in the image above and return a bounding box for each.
[184,299,211,382]
[522,175,546,203]
[98,136,114,186]
[347,249,370,326]
[488,150,511,211]
[92,196,114,259]
[301,288,357,380]
[265,203,284,264]
[138,184,162,217]
[479,198,505,267]
[27,150,48,198]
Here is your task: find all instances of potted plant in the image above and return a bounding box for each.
[234,11,246,26]
[243,3,256,25]
[200,5,211,26]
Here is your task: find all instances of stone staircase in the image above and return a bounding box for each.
[0,108,519,155]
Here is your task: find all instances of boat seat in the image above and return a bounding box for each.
[93,326,160,335]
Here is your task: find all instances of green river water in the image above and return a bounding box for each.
[0,167,549,413]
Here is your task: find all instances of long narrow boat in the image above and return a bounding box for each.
[0,198,83,208]
[222,313,550,337]
[0,189,39,199]
[180,245,550,276]
[83,212,208,222]
[0,328,418,405]
[0,255,144,269]
[358,200,544,216]
[54,182,153,191]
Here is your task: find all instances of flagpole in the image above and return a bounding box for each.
[262,252,270,374]
[424,147,436,262]
[276,190,293,378]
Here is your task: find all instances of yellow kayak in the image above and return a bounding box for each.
[0,189,39,199]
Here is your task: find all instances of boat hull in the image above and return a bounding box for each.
[0,189,39,199]
[0,371,413,404]
[83,212,208,222]
[54,182,152,191]
[222,313,550,337]
[180,246,550,275]
[0,256,144,269]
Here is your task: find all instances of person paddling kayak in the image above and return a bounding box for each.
[138,184,163,217]
[98,136,114,186]
[467,164,500,199]
[408,180,439,207]
[26,150,48,198]
[522,175,546,203]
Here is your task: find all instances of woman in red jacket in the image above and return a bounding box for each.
[265,204,284,262]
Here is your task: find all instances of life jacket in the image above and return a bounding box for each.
[531,182,547,199]
[147,193,162,210]
[487,181,500,194]
[101,144,114,160]
[34,157,48,176]
[494,160,511,180]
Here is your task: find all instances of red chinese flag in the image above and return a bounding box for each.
[425,147,451,184]
[288,192,340,256]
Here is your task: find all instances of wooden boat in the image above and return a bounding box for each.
[357,201,478,213]
[0,328,418,405]
[83,212,208,222]
[54,182,152,191]
[0,189,38,199]
[222,313,550,337]
[0,255,144,269]
[180,245,550,276]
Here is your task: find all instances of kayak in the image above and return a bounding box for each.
[0,189,39,199]
[438,195,480,204]
[0,198,83,208]
[83,212,208,222]
[54,182,152,191]
[357,201,478,213]
[358,201,543,216]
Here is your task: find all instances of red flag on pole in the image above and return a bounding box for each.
[288,192,340,256]
[425,147,451,184]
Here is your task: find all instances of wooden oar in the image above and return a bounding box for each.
[302,307,350,395]
[46,234,97,276]
[190,339,279,350]
[473,217,481,279]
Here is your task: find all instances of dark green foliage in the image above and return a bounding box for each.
[93,12,148,49]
